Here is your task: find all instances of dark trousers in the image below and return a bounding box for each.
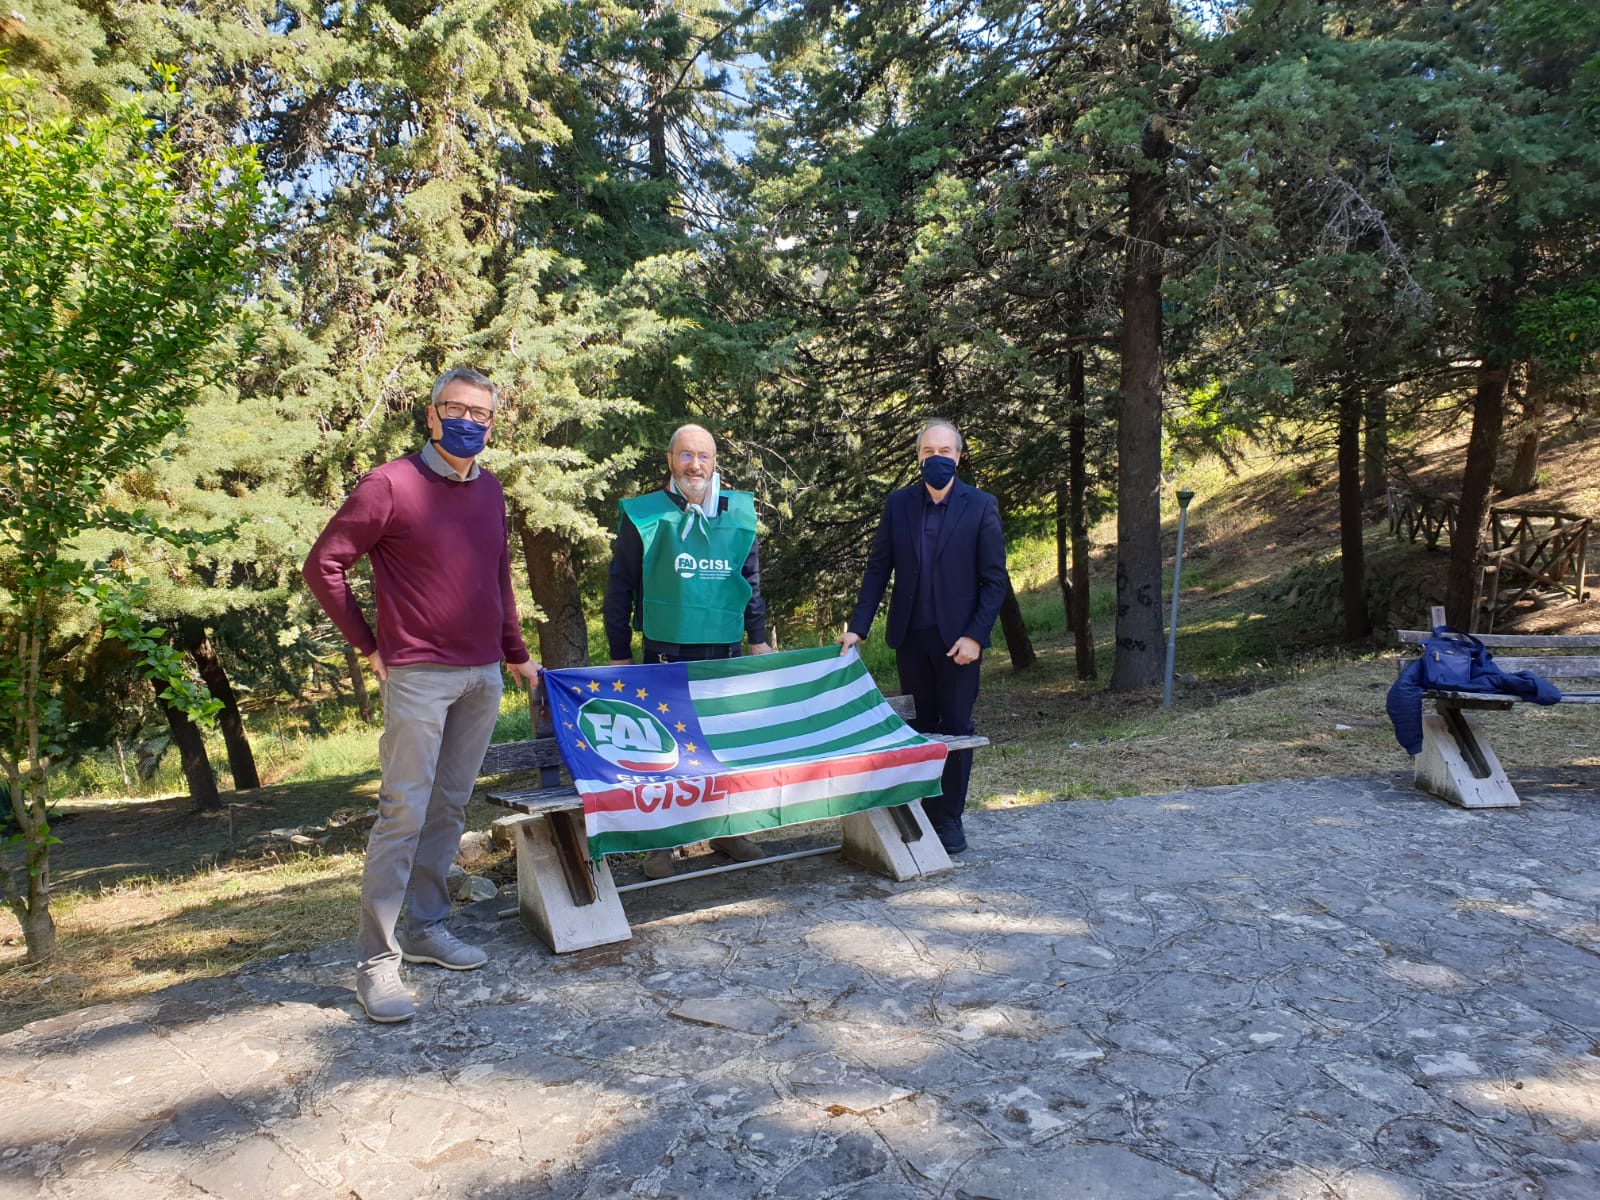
[894,626,981,826]
[642,638,738,664]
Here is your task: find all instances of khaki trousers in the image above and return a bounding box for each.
[358,663,503,968]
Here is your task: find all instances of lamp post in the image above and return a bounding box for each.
[1162,489,1196,711]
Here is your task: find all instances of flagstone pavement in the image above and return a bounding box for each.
[4,767,1600,1200]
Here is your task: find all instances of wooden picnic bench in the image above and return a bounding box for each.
[479,690,988,952]
[1397,607,1600,808]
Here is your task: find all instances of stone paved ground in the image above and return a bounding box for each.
[3,768,1599,1200]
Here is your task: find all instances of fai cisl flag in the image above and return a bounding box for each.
[543,646,948,858]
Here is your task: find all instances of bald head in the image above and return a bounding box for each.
[668,424,715,458]
[667,424,717,504]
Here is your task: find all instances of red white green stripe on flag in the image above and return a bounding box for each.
[542,646,948,858]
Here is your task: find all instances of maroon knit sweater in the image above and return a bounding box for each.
[302,453,530,668]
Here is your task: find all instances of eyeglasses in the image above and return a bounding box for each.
[436,401,494,425]
[674,451,713,466]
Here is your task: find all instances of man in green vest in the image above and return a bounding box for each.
[602,423,772,877]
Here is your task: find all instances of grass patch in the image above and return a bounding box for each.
[287,726,381,782]
[972,653,1599,807]
[0,852,363,1032]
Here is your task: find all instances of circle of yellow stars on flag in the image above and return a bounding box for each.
[559,674,710,767]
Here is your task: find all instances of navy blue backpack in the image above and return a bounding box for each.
[1417,626,1486,691]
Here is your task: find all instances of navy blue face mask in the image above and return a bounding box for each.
[920,455,958,489]
[435,416,489,459]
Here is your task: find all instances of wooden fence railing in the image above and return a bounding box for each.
[1386,487,1458,550]
[1384,488,1592,631]
[1479,507,1591,631]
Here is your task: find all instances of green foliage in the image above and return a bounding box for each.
[1517,280,1600,371]
[0,67,261,959]
[76,576,223,724]
[0,80,261,585]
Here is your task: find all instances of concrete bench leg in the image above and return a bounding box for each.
[840,802,953,881]
[1415,710,1520,809]
[512,812,632,952]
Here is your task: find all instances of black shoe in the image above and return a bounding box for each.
[931,818,967,855]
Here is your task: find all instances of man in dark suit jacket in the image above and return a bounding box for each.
[838,419,1009,853]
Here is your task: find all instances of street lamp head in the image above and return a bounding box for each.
[1177,489,1195,507]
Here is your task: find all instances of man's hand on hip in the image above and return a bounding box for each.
[947,636,981,666]
[836,630,862,657]
[505,659,542,687]
[366,650,388,683]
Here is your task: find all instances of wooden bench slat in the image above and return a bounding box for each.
[486,787,584,816]
[1490,656,1600,678]
[1422,691,1515,708]
[478,739,566,775]
[1396,630,1600,649]
[926,733,990,751]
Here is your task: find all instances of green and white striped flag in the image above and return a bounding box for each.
[544,646,949,857]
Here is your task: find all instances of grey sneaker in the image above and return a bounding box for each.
[356,963,415,1023]
[397,927,488,971]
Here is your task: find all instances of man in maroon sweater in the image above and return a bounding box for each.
[303,368,540,1023]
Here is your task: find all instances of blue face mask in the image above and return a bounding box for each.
[920,455,958,490]
[435,416,488,459]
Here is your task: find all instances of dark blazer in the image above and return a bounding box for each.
[847,478,1009,651]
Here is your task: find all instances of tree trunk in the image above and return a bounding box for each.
[1337,381,1371,639]
[647,77,669,181]
[180,619,259,790]
[19,883,55,961]
[1109,122,1170,692]
[156,683,221,812]
[1362,387,1389,502]
[1068,348,1096,681]
[1499,363,1542,497]
[1446,361,1510,630]
[998,582,1036,671]
[1055,482,1074,632]
[4,773,58,964]
[343,645,373,724]
[5,597,57,961]
[517,515,590,670]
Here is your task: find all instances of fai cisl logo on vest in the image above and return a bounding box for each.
[578,699,680,772]
[672,552,734,580]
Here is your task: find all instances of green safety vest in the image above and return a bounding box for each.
[620,489,757,645]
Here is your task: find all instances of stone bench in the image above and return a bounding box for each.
[480,691,988,952]
[1397,607,1600,808]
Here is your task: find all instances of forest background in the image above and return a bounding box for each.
[2,0,1598,979]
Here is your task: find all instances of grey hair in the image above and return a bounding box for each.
[917,418,964,454]
[667,423,716,456]
[430,367,499,408]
